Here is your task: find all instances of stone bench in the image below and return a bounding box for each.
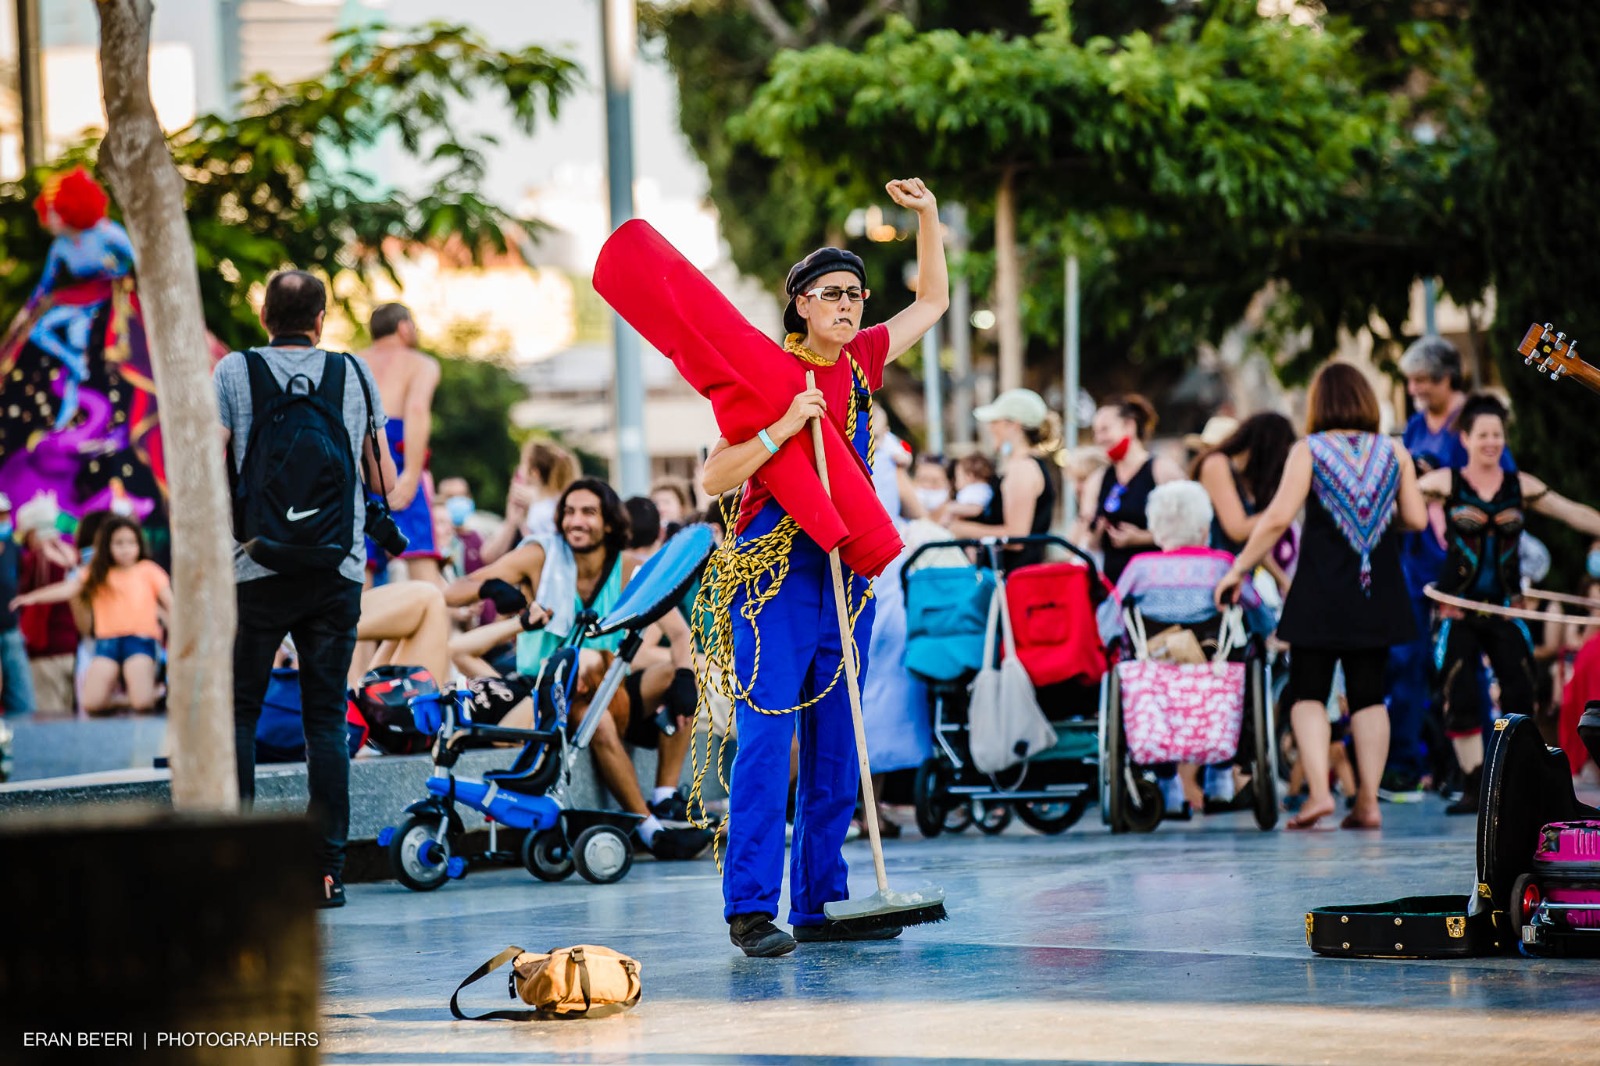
[0,717,730,880]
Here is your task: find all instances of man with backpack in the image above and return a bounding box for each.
[215,270,399,909]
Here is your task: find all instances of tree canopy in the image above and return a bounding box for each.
[0,21,579,349]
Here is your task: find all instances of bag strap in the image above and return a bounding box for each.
[450,945,545,1022]
[1212,605,1245,664]
[980,580,1001,669]
[342,352,390,500]
[1123,603,1149,661]
[992,578,1019,662]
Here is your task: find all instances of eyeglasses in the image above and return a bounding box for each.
[802,285,870,303]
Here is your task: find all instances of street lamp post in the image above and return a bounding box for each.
[601,0,650,497]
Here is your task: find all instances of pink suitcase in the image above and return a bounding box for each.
[1515,821,1600,950]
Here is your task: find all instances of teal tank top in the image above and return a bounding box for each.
[515,555,626,676]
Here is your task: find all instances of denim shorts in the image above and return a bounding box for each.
[94,635,160,665]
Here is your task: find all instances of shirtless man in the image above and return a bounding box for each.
[361,303,442,585]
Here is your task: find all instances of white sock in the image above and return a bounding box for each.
[653,786,678,805]
[638,815,663,845]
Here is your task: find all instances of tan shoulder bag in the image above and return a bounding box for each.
[451,944,642,1021]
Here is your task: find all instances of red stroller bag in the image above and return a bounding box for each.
[1004,562,1105,687]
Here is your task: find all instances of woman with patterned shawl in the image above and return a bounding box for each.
[0,167,164,525]
[1216,363,1428,830]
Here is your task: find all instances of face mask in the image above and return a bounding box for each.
[998,441,1014,461]
[1107,435,1133,463]
[446,496,476,527]
[0,521,11,540]
[915,488,950,514]
[1588,552,1600,581]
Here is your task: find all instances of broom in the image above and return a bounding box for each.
[805,371,947,932]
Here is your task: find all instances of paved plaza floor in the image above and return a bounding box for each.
[318,801,1600,1065]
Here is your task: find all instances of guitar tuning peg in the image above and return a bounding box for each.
[1551,364,1565,382]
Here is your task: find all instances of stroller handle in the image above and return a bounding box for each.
[900,533,1100,596]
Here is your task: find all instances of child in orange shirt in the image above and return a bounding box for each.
[11,516,170,713]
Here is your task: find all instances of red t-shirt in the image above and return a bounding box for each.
[738,323,891,529]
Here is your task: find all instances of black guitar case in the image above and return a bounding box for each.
[1306,714,1600,959]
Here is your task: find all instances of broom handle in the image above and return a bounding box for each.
[806,371,891,894]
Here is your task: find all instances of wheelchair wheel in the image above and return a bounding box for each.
[1124,778,1164,834]
[522,828,574,882]
[1015,796,1090,835]
[914,758,949,838]
[574,825,633,885]
[975,801,1012,835]
[1248,656,1279,831]
[390,815,451,891]
[1103,667,1132,833]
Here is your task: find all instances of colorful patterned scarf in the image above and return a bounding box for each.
[1307,432,1399,595]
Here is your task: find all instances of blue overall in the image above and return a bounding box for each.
[722,372,876,928]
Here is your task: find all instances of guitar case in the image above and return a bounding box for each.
[1306,714,1599,959]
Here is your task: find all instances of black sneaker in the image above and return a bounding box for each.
[638,826,713,860]
[648,790,692,827]
[318,874,346,909]
[1378,770,1425,803]
[730,913,796,958]
[792,920,902,943]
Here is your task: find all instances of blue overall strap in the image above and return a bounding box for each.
[848,359,872,465]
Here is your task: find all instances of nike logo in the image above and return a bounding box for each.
[286,506,321,522]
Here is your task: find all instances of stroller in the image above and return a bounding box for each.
[1099,596,1278,833]
[903,534,1108,837]
[375,525,715,890]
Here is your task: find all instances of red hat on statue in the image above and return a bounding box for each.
[34,165,109,230]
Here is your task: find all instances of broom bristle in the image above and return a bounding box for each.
[828,901,947,933]
[824,887,948,931]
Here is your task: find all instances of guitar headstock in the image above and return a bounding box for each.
[1518,322,1600,394]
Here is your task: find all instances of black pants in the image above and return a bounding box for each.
[233,573,362,877]
[1434,613,1536,738]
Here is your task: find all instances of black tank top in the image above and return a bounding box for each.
[976,454,1057,570]
[1440,468,1524,605]
[1096,457,1157,584]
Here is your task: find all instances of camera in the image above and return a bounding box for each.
[365,496,409,557]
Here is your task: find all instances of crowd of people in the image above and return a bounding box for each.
[7,260,1600,915]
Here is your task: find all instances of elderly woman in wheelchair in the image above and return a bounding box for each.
[1097,480,1278,821]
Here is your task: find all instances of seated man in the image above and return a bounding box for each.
[443,476,711,860]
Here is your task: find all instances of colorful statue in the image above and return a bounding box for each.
[0,166,163,530]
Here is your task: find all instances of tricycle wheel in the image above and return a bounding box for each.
[573,825,634,884]
[389,815,451,891]
[523,828,574,882]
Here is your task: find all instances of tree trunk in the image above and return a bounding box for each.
[994,166,1023,393]
[96,0,237,812]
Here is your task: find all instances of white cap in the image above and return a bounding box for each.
[974,388,1049,429]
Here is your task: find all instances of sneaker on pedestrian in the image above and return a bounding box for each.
[792,920,902,943]
[318,874,346,909]
[648,789,693,827]
[1378,771,1426,803]
[637,826,713,860]
[729,913,796,957]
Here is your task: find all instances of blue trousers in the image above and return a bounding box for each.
[722,507,874,927]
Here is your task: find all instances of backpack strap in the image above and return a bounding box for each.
[242,349,281,425]
[341,352,391,501]
[316,349,347,406]
[449,945,544,1022]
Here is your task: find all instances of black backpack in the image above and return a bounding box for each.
[231,348,363,574]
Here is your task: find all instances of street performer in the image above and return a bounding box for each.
[594,178,947,958]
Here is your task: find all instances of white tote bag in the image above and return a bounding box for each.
[967,577,1057,774]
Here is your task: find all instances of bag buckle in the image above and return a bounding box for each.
[1446,916,1466,938]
